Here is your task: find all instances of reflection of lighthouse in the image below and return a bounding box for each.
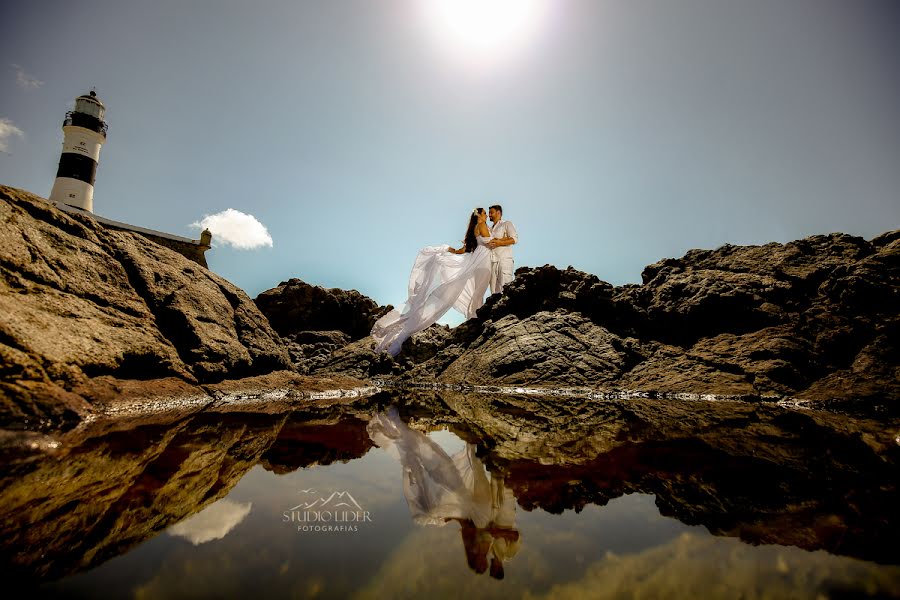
[49,90,108,213]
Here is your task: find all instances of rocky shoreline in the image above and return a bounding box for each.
[0,186,369,429]
[257,224,899,408]
[1,184,898,430]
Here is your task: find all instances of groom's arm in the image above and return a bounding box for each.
[489,237,516,247]
[488,222,518,248]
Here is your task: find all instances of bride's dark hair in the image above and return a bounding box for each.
[464,208,485,253]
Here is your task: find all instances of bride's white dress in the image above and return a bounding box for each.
[366,408,495,527]
[372,235,493,356]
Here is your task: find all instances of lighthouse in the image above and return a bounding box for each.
[49,90,108,213]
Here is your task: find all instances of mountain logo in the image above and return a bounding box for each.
[283,488,372,533]
[289,490,363,511]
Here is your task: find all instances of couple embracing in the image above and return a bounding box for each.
[372,205,519,356]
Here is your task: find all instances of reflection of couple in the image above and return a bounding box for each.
[371,205,519,356]
[367,409,520,579]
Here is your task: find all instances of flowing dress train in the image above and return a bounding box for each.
[371,235,492,356]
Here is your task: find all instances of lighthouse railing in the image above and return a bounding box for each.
[63,111,108,137]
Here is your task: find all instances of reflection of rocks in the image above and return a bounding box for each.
[3,389,899,583]
[0,410,287,581]
[0,186,291,429]
[387,390,900,565]
[0,391,385,582]
[259,413,376,474]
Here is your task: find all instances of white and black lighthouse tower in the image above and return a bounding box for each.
[49,90,108,213]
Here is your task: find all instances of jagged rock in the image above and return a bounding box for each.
[254,278,390,340]
[312,336,398,379]
[390,231,900,403]
[396,324,453,364]
[249,221,897,403]
[282,330,351,374]
[0,185,291,428]
[310,324,456,379]
[411,312,644,386]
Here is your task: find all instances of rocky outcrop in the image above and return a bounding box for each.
[255,278,390,340]
[253,278,456,377]
[254,278,391,374]
[310,230,898,403]
[0,185,291,428]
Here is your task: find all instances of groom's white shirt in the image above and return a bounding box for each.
[490,219,518,262]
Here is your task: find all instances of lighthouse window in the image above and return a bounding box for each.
[75,100,101,118]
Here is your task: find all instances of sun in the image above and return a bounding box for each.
[420,0,549,65]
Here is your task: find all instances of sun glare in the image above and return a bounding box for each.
[420,0,549,66]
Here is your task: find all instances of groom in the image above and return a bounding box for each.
[486,205,518,294]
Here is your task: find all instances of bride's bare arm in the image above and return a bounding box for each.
[476,222,491,237]
[448,245,465,254]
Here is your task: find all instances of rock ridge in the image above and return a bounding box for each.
[259,228,899,405]
[1,185,291,428]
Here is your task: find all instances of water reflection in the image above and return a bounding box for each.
[368,408,520,578]
[0,390,898,597]
[167,498,252,545]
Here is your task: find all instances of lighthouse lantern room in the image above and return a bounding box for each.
[49,90,108,213]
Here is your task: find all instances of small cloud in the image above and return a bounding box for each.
[0,117,24,153]
[191,208,274,249]
[11,64,43,89]
[168,499,253,545]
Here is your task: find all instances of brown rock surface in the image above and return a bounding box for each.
[254,278,392,374]
[384,231,900,403]
[246,209,898,403]
[0,185,291,428]
[254,277,390,340]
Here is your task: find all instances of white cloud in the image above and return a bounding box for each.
[191,208,274,249]
[11,64,43,89]
[0,118,24,153]
[167,499,253,545]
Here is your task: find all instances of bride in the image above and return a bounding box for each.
[371,207,493,356]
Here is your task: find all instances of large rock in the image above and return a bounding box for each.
[0,185,291,428]
[383,231,899,402]
[255,278,390,340]
[253,278,393,374]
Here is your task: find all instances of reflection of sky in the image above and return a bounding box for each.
[167,499,253,546]
[39,428,900,598]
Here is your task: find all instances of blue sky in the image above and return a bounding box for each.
[2,0,898,322]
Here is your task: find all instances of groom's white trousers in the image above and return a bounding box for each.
[490,258,515,294]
